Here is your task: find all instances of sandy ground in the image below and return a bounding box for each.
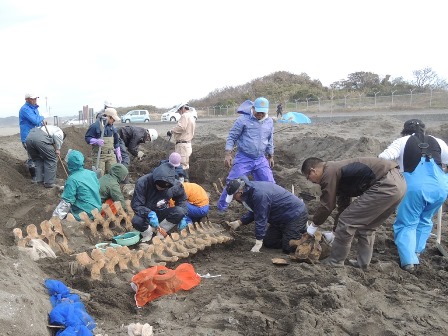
[1,113,448,336]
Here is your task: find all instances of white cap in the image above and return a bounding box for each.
[25,93,39,99]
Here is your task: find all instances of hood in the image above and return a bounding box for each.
[237,100,253,115]
[152,162,176,186]
[67,150,85,173]
[108,163,129,182]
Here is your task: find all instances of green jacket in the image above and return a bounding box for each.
[62,150,101,221]
[99,163,128,210]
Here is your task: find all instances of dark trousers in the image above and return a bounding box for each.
[263,211,308,253]
[131,206,185,232]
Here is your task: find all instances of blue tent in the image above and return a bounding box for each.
[278,112,311,124]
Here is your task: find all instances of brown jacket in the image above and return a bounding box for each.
[313,157,399,226]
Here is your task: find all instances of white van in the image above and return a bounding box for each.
[120,110,150,123]
[161,104,197,122]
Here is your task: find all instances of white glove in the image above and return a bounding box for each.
[227,220,241,230]
[306,222,318,236]
[137,151,145,160]
[251,239,263,252]
[322,231,335,245]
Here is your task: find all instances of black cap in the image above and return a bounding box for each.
[225,178,245,203]
[401,119,425,136]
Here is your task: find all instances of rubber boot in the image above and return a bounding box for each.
[28,162,37,183]
[140,227,155,243]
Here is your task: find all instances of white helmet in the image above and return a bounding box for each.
[146,128,158,142]
[104,100,114,108]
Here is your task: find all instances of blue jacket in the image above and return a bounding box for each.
[238,176,307,240]
[131,163,187,218]
[84,119,119,149]
[19,102,44,143]
[62,150,101,220]
[225,113,274,159]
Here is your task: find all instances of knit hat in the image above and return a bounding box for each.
[169,152,181,167]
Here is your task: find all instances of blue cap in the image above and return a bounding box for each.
[253,97,269,113]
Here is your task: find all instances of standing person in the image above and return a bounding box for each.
[25,125,65,188]
[99,163,129,212]
[276,103,283,118]
[19,93,45,183]
[379,119,448,272]
[131,163,188,242]
[301,157,406,269]
[52,150,101,221]
[167,103,196,181]
[85,107,120,177]
[217,97,275,212]
[117,125,158,167]
[224,176,308,253]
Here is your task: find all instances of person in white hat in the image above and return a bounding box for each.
[167,103,196,181]
[84,107,121,177]
[19,93,45,183]
[116,125,158,167]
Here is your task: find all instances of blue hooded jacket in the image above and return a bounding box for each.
[19,102,44,143]
[238,176,307,240]
[62,150,101,220]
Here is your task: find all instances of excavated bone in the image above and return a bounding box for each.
[75,251,105,281]
[49,217,72,254]
[115,201,134,231]
[170,233,198,254]
[39,220,59,252]
[130,249,144,269]
[141,244,167,267]
[180,229,206,250]
[13,228,27,248]
[212,183,220,195]
[66,213,77,222]
[79,211,100,236]
[218,178,225,190]
[153,243,179,263]
[116,246,132,271]
[152,236,189,258]
[26,224,42,240]
[104,248,120,274]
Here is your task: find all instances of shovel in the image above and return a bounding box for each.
[92,118,106,178]
[436,206,448,258]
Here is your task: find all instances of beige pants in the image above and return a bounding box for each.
[174,142,192,170]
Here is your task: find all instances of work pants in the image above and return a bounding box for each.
[329,168,406,268]
[91,136,116,177]
[25,128,57,184]
[174,142,192,170]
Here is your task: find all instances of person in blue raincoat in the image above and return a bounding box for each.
[379,119,448,272]
[19,93,45,182]
[217,97,275,211]
[224,176,308,253]
[52,150,102,221]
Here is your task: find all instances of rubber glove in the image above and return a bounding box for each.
[322,231,335,245]
[167,130,172,137]
[89,138,104,146]
[227,220,241,230]
[306,222,318,236]
[137,151,145,161]
[52,200,71,220]
[114,147,122,163]
[224,152,233,168]
[147,211,159,228]
[178,217,188,230]
[251,239,263,252]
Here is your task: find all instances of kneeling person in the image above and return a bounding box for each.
[226,176,308,253]
[99,163,129,213]
[131,162,188,242]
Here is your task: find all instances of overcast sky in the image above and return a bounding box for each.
[0,0,446,118]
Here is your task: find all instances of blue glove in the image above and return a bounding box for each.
[178,217,188,230]
[89,138,104,146]
[147,211,159,228]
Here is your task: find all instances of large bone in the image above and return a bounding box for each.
[116,246,132,271]
[39,220,59,252]
[153,243,179,263]
[152,236,189,258]
[75,251,105,281]
[141,244,166,267]
[12,228,27,248]
[104,248,120,274]
[170,232,198,254]
[101,203,125,233]
[49,217,72,254]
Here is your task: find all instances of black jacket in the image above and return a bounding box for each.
[117,126,148,156]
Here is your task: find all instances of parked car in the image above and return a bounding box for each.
[65,118,87,125]
[161,103,198,122]
[120,110,150,123]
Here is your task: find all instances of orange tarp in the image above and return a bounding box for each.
[131,263,201,307]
